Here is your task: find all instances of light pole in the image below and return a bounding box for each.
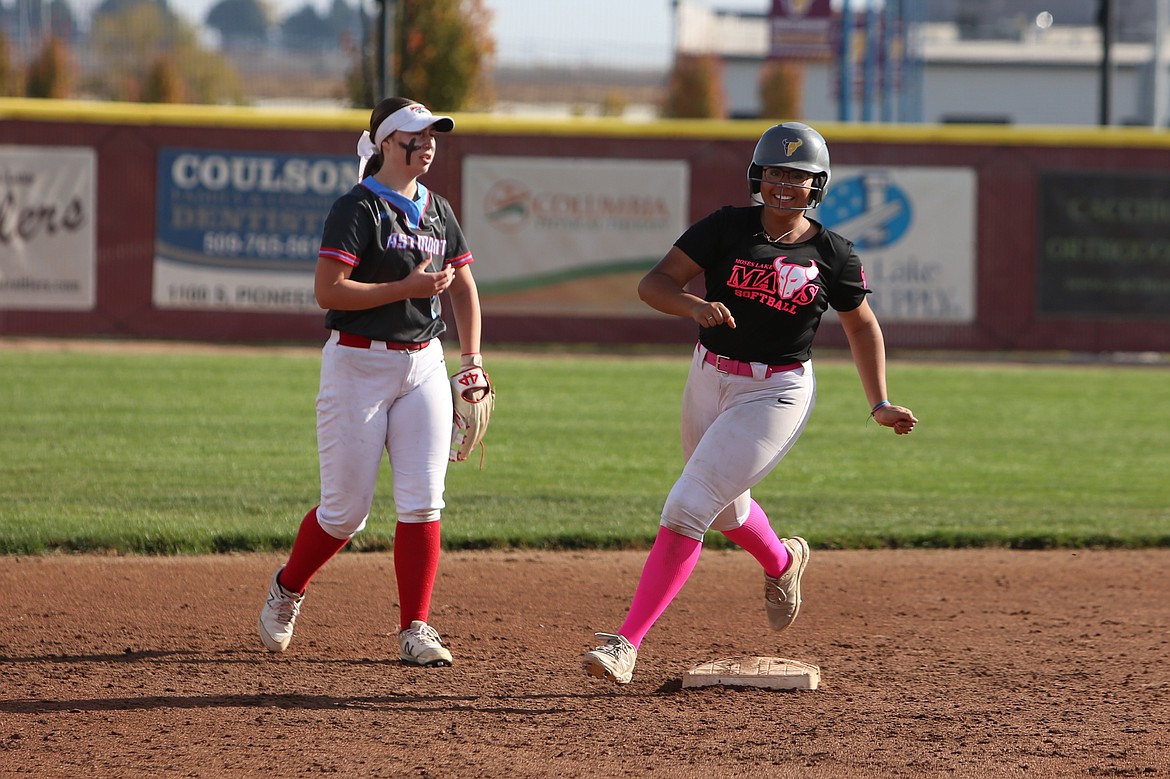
[1098,0,1114,126]
[838,0,854,121]
[1154,0,1169,127]
[377,0,397,99]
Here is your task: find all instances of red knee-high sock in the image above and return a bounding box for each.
[279,507,350,594]
[394,520,441,630]
[720,499,790,578]
[617,526,703,649]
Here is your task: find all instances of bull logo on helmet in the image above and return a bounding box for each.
[783,138,803,157]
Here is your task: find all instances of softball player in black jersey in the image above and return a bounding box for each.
[584,122,918,684]
[258,98,484,667]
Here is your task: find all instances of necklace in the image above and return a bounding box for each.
[761,227,795,243]
[760,219,804,244]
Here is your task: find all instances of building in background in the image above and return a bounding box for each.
[680,0,1170,126]
[1,0,1167,126]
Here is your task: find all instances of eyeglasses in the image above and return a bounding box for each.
[761,168,814,185]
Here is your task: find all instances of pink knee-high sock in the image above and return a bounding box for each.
[720,499,790,579]
[617,526,703,649]
[394,520,442,630]
[279,507,350,594]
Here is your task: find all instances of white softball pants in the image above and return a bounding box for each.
[660,344,817,541]
[315,333,451,539]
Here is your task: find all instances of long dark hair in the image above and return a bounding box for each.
[363,96,419,178]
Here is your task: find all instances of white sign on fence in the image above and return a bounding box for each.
[818,166,977,323]
[461,155,690,317]
[0,146,96,311]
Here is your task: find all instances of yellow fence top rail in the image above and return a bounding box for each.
[3,97,1170,149]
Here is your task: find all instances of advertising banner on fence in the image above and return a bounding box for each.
[153,148,358,312]
[0,146,96,311]
[460,156,689,317]
[817,166,976,323]
[1038,171,1170,319]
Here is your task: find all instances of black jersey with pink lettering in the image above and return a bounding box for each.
[318,178,473,343]
[674,205,870,364]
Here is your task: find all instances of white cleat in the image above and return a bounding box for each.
[583,632,637,685]
[765,536,810,631]
[398,620,453,667]
[257,566,304,653]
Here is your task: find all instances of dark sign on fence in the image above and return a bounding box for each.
[1037,170,1170,318]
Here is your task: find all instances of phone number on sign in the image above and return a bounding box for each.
[203,231,318,259]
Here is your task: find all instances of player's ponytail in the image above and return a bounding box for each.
[363,148,385,179]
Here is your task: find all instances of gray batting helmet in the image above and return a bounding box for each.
[748,122,831,209]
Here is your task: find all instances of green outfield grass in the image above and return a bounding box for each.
[1,346,1167,554]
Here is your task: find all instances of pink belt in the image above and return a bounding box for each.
[703,349,801,378]
[338,332,429,351]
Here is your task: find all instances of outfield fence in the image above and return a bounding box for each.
[2,98,1169,353]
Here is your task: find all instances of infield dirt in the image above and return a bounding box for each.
[2,549,1168,778]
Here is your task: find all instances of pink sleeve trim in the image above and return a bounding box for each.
[445,251,473,269]
[319,248,359,266]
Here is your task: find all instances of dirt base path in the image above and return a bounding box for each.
[2,549,1168,778]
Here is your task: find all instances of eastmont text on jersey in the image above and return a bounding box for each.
[386,232,447,255]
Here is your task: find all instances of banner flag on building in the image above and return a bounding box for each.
[769,0,834,60]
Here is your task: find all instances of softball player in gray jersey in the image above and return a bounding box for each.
[584,122,918,684]
[258,97,484,667]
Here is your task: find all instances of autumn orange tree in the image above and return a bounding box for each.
[25,36,73,99]
[661,53,726,119]
[0,32,21,96]
[141,54,187,103]
[348,0,495,111]
[758,59,804,120]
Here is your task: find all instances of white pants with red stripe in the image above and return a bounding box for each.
[314,332,451,539]
[661,345,817,541]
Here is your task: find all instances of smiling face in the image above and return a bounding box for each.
[759,166,816,210]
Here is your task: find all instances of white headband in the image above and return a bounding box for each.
[357,103,454,178]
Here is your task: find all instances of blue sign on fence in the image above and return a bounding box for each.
[152,148,357,311]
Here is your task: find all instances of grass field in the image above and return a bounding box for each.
[2,344,1168,554]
